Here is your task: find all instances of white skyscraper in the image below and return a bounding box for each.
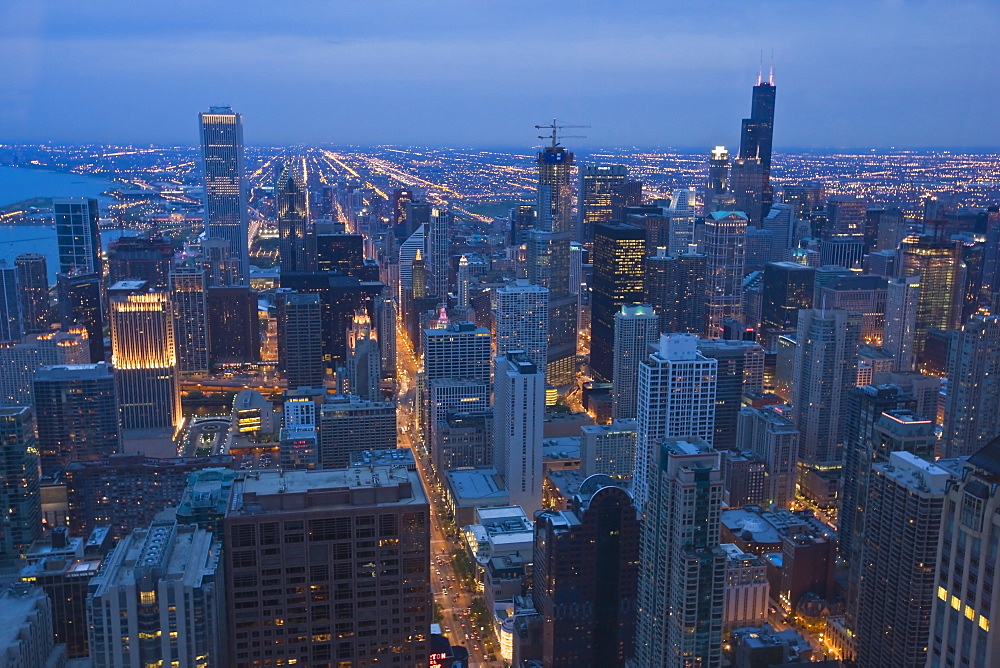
[199,107,249,285]
[667,187,697,253]
[942,315,1000,458]
[493,352,545,513]
[493,279,549,372]
[883,275,920,372]
[703,211,748,337]
[633,333,718,509]
[612,304,658,421]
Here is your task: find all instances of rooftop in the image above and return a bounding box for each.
[0,585,50,655]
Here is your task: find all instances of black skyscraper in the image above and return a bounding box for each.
[738,77,776,221]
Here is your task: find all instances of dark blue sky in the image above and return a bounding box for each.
[2,1,998,148]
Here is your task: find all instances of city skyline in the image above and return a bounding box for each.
[2,2,999,147]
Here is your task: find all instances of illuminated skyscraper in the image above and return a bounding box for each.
[57,271,104,362]
[703,211,748,337]
[494,352,545,513]
[427,207,452,299]
[667,187,697,252]
[390,187,415,235]
[199,106,249,285]
[494,279,549,371]
[591,223,646,381]
[169,267,210,374]
[705,146,730,213]
[53,197,101,275]
[345,311,380,401]
[942,315,1000,458]
[14,253,49,335]
[0,330,89,406]
[578,164,628,245]
[729,158,764,226]
[0,261,22,344]
[0,406,42,563]
[611,304,658,421]
[644,247,705,336]
[899,235,966,365]
[738,77,776,220]
[276,159,316,274]
[109,292,181,430]
[883,275,920,371]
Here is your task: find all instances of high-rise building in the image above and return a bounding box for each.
[199,106,249,285]
[580,420,638,481]
[427,208,452,299]
[372,290,397,381]
[345,311,380,401]
[457,253,488,308]
[698,339,764,451]
[736,406,800,507]
[0,406,42,563]
[422,320,492,381]
[855,451,953,668]
[169,266,210,374]
[87,520,225,667]
[761,203,794,261]
[317,394,396,468]
[205,286,260,365]
[929,439,1000,666]
[883,275,920,371]
[0,330,89,406]
[792,308,862,467]
[612,305,658,421]
[760,261,815,349]
[494,352,545,512]
[818,274,887,344]
[705,146,730,213]
[0,261,23,344]
[276,290,324,387]
[899,235,966,364]
[109,292,181,430]
[54,197,102,276]
[276,159,316,274]
[222,467,431,666]
[738,77,776,220]
[199,237,241,288]
[942,315,1000,458]
[704,211,748,337]
[634,438,725,668]
[729,158,764,226]
[33,363,120,473]
[590,223,646,382]
[0,584,66,666]
[509,203,537,246]
[578,164,628,244]
[493,281,549,373]
[14,253,49,335]
[667,187,697,252]
[106,234,174,289]
[781,182,825,219]
[644,247,706,336]
[316,224,365,277]
[390,187,415,235]
[533,479,640,667]
[633,334,717,509]
[57,271,104,362]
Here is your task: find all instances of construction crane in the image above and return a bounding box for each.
[535,118,590,148]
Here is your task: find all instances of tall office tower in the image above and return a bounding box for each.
[781,182,825,219]
[276,159,316,274]
[698,339,764,451]
[760,261,815,349]
[612,305,658,421]
[88,520,225,668]
[536,136,574,235]
[169,267,210,374]
[0,406,42,563]
[883,275,920,371]
[390,187,414,234]
[705,146,730,213]
[427,207,452,299]
[32,362,119,472]
[494,280,549,370]
[644,247,706,335]
[869,206,909,251]
[54,197,101,275]
[590,223,646,381]
[634,438,725,668]
[494,352,545,512]
[422,320,492,381]
[457,253,488,307]
[929,440,1000,665]
[0,330,89,405]
[0,261,23,344]
[57,271,104,361]
[761,203,794,260]
[106,235,174,289]
[818,274,888,344]
[729,158,764,226]
[855,451,953,668]
[578,164,628,244]
[739,76,776,220]
[222,467,430,665]
[534,479,640,667]
[736,406,799,507]
[345,310,380,401]
[199,237,240,288]
[317,395,396,468]
[14,253,49,334]
[205,286,259,365]
[372,290,397,380]
[199,106,249,285]
[632,334,718,509]
[899,234,966,364]
[703,211,748,337]
[411,247,427,299]
[792,309,862,467]
[109,293,181,430]
[942,315,1000,458]
[667,187,697,250]
[510,203,537,245]
[276,290,324,387]
[824,194,868,239]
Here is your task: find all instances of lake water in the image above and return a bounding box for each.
[0,225,140,284]
[0,165,116,208]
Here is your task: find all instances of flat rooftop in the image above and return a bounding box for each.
[0,585,49,653]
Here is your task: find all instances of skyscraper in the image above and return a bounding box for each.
[704,146,730,213]
[533,479,640,667]
[703,211,748,337]
[199,106,249,285]
[53,197,102,275]
[494,280,549,372]
[667,187,697,252]
[0,330,90,406]
[633,438,725,668]
[427,207,452,299]
[169,267,210,374]
[32,362,120,472]
[578,164,628,245]
[942,315,1000,458]
[644,247,706,336]
[0,406,42,563]
[633,334,717,509]
[738,76,776,220]
[883,275,920,371]
[205,286,260,365]
[276,159,316,274]
[899,234,966,365]
[736,406,799,507]
[345,310,380,401]
[0,261,23,344]
[276,290,324,388]
[611,304,658,421]
[698,339,765,451]
[106,234,174,289]
[494,352,545,513]
[760,261,815,349]
[729,158,764,226]
[14,253,48,335]
[109,292,181,430]
[590,223,646,381]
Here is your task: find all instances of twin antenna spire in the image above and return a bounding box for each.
[757,49,775,86]
[535,118,590,148]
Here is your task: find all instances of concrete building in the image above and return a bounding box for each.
[942,315,1000,458]
[493,280,549,372]
[697,339,764,451]
[21,553,103,659]
[345,310,381,401]
[276,290,324,388]
[169,267,210,374]
[722,543,769,630]
[883,275,920,372]
[580,419,638,481]
[703,211,748,337]
[0,330,90,406]
[317,394,396,469]
[494,352,545,513]
[435,410,493,471]
[611,304,658,421]
[0,583,67,668]
[735,407,799,507]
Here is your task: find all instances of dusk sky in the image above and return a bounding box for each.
[2,1,998,149]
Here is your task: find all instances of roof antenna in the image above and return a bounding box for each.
[769,48,775,85]
[757,50,763,85]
